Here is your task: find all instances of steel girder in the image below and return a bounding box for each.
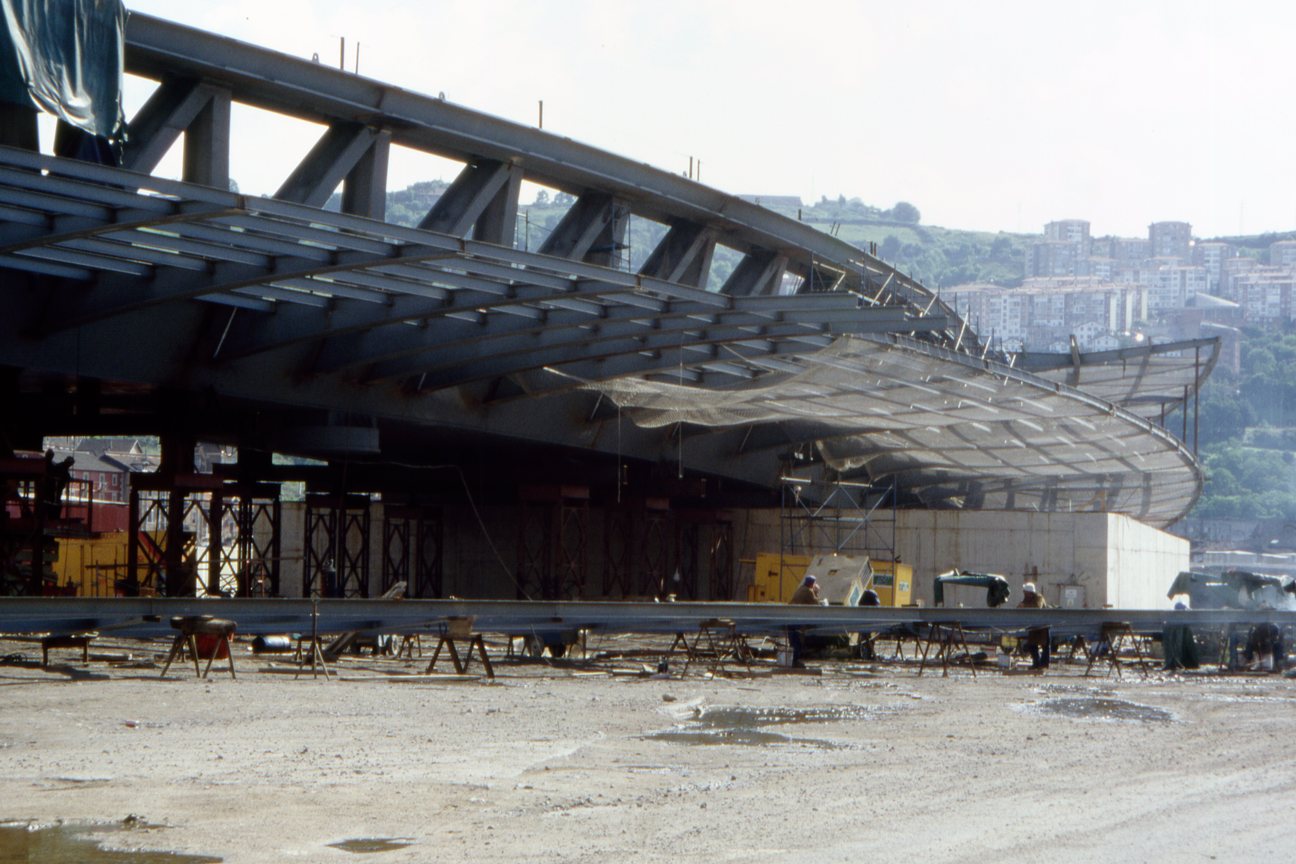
[0,147,941,395]
[119,13,970,347]
[2,596,1295,642]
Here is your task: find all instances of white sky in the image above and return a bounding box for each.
[120,0,1296,239]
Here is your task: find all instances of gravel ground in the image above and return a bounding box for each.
[1,632,1294,863]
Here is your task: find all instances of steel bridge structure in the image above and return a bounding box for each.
[0,13,1216,602]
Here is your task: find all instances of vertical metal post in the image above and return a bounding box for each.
[125,487,140,596]
[1193,345,1201,456]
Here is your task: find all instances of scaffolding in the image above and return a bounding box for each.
[780,477,898,563]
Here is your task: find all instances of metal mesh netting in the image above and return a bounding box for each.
[589,334,1203,527]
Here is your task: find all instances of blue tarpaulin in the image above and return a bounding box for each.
[0,0,125,139]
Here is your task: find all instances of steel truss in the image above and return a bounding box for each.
[381,504,443,598]
[304,494,371,598]
[126,477,281,597]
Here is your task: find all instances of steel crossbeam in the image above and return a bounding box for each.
[2,597,1293,644]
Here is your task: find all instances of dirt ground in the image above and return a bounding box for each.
[1,631,1294,863]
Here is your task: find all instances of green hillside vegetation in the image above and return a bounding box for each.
[351,182,1034,290]
[1192,333,1296,519]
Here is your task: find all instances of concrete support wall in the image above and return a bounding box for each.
[726,507,1187,610]
[277,501,1187,609]
[890,510,1186,610]
[1105,513,1189,609]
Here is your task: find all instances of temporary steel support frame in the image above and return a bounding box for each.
[304,494,372,598]
[601,507,634,598]
[780,476,898,564]
[126,479,219,598]
[381,505,444,599]
[517,486,589,601]
[224,486,282,597]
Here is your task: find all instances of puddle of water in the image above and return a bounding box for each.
[1035,697,1174,723]
[328,837,415,854]
[0,821,221,863]
[648,704,875,747]
[647,729,849,748]
[697,705,875,727]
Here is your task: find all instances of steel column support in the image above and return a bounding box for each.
[342,129,391,220]
[721,251,788,297]
[121,77,224,175]
[555,497,588,599]
[516,499,550,601]
[539,192,627,267]
[275,122,387,209]
[419,158,520,241]
[638,220,715,287]
[182,88,231,189]
[214,484,282,597]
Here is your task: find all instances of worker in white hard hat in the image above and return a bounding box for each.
[1017,581,1050,669]
[786,575,821,668]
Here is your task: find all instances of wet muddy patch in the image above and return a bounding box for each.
[1027,697,1175,723]
[328,837,415,854]
[647,704,880,747]
[0,820,220,863]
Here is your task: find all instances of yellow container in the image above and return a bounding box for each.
[868,560,913,607]
[51,531,130,596]
[744,552,811,603]
[746,552,912,606]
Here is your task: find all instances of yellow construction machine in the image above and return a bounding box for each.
[744,551,912,606]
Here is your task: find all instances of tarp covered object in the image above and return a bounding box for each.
[0,0,125,138]
[934,569,1011,608]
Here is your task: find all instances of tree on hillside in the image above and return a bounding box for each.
[879,235,902,261]
[890,201,921,224]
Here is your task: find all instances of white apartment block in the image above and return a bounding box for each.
[1233,270,1296,326]
[1044,219,1091,248]
[952,279,1145,352]
[1268,239,1296,268]
[1192,241,1233,294]
[1219,257,1260,301]
[1148,265,1209,313]
[1149,221,1192,262]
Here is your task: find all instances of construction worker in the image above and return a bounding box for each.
[1017,581,1050,669]
[787,575,821,668]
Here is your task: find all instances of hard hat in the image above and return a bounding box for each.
[804,575,816,584]
[1022,581,1037,594]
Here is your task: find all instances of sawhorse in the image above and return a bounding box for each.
[918,622,976,678]
[1085,621,1150,679]
[426,617,494,678]
[673,618,753,677]
[160,615,237,679]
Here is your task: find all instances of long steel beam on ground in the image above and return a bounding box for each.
[1,598,1293,643]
